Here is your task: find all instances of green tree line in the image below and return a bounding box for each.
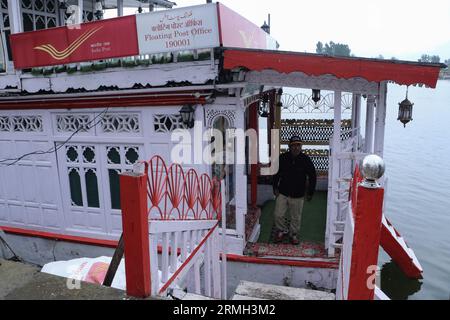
[316,41,351,57]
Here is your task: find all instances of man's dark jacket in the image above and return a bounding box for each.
[273,151,317,198]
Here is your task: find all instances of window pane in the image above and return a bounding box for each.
[22,14,33,32]
[68,168,82,206]
[125,147,139,165]
[109,169,121,210]
[85,168,99,208]
[66,146,78,162]
[82,146,96,163]
[107,147,120,164]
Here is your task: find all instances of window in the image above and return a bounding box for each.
[0,115,43,132]
[66,145,100,208]
[106,145,140,210]
[100,114,140,134]
[56,114,91,133]
[21,0,58,31]
[154,114,185,132]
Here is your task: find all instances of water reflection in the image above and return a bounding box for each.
[380,260,423,300]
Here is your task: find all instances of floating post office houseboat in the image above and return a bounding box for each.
[0,0,445,299]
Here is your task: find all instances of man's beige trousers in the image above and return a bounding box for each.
[274,193,304,237]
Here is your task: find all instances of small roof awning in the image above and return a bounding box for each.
[223,48,445,88]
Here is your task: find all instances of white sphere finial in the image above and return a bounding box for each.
[360,154,385,188]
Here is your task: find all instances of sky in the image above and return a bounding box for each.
[111,0,450,62]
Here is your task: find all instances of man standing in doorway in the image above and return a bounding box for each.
[273,135,317,245]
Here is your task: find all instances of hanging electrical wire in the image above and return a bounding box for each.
[0,107,109,166]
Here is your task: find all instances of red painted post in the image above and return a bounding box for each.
[347,184,384,300]
[119,171,151,297]
[249,101,259,208]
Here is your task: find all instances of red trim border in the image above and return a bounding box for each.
[227,254,339,269]
[0,226,118,248]
[0,225,339,269]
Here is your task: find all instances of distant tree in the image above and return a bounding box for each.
[445,59,450,67]
[418,54,430,62]
[418,54,440,63]
[391,57,398,61]
[316,41,324,54]
[377,54,384,59]
[430,55,440,63]
[316,41,351,56]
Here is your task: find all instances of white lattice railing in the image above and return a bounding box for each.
[326,128,368,256]
[151,220,223,298]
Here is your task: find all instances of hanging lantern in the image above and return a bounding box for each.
[312,89,321,104]
[179,104,195,128]
[259,93,270,117]
[276,88,283,108]
[398,89,413,127]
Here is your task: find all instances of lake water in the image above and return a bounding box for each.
[378,80,450,300]
[261,81,450,299]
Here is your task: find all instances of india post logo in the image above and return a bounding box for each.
[33,26,103,60]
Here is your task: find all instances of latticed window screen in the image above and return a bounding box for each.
[22,0,58,31]
[63,9,95,24]
[56,114,92,133]
[304,149,329,174]
[106,145,140,210]
[100,114,140,134]
[281,92,353,114]
[0,115,43,132]
[65,145,100,208]
[280,119,352,145]
[0,0,10,63]
[154,114,185,132]
[65,144,141,209]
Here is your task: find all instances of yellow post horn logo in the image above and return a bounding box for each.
[34,26,103,60]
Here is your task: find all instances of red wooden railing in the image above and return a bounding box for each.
[119,156,224,298]
[143,155,221,221]
[337,164,385,300]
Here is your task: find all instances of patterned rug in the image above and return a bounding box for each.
[226,205,262,241]
[245,241,328,259]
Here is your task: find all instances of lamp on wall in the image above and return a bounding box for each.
[180,104,195,128]
[312,89,321,104]
[398,87,413,127]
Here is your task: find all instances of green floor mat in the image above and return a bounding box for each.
[257,191,328,244]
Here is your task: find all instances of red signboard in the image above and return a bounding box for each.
[218,3,277,50]
[10,16,139,69]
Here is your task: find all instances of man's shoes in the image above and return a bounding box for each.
[274,231,285,243]
[290,235,300,245]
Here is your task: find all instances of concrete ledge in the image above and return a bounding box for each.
[233,280,335,300]
[0,259,160,300]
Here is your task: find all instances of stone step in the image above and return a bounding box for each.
[231,280,335,300]
[169,288,216,300]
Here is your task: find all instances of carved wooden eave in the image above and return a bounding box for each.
[16,60,219,94]
[223,48,444,93]
[245,70,380,96]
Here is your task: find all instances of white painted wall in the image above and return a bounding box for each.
[0,102,248,254]
[0,106,208,240]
